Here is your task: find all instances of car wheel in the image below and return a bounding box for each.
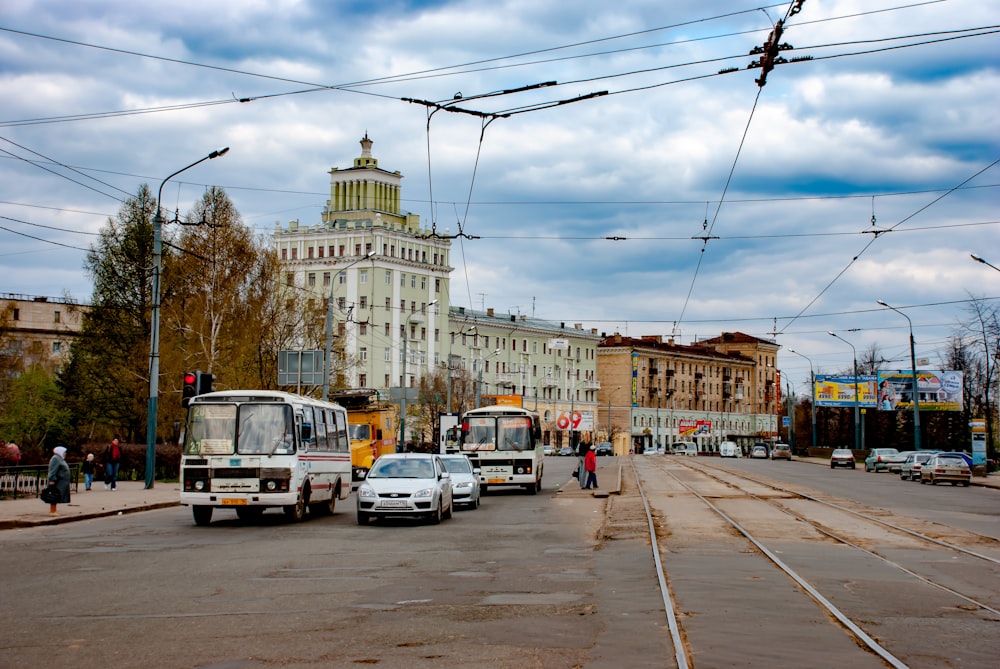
[850,464,855,469]
[357,509,370,525]
[443,499,453,520]
[192,505,213,526]
[473,494,480,509]
[830,463,835,469]
[963,481,970,487]
[428,501,442,525]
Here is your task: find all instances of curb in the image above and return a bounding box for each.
[0,501,180,530]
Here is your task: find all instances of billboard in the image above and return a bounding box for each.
[814,374,877,407]
[679,419,712,438]
[555,410,594,432]
[876,371,963,411]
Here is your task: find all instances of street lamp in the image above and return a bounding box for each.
[971,254,1000,273]
[876,300,922,451]
[475,347,502,409]
[788,349,817,449]
[322,251,375,400]
[828,331,860,451]
[146,147,229,489]
[400,299,437,450]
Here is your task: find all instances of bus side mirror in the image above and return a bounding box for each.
[300,425,312,441]
[376,429,383,440]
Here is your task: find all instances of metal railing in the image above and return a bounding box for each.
[0,464,80,499]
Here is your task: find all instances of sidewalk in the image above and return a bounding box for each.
[0,480,180,530]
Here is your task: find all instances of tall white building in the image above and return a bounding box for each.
[274,135,451,390]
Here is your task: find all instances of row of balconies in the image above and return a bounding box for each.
[500,373,600,390]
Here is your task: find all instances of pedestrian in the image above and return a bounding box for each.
[103,437,122,490]
[47,446,71,515]
[583,444,598,490]
[576,439,589,489]
[82,453,96,491]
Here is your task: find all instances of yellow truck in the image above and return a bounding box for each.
[330,389,398,482]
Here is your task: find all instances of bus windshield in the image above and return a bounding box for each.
[497,416,532,452]
[183,403,295,455]
[349,424,371,441]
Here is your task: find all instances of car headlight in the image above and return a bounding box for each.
[454,481,472,490]
[358,485,376,499]
[413,487,433,498]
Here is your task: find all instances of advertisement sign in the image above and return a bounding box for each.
[631,353,639,407]
[971,419,987,466]
[555,410,594,431]
[876,371,963,411]
[678,419,712,438]
[814,375,877,407]
[482,395,523,407]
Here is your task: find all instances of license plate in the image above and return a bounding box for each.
[221,498,247,506]
[380,499,408,508]
[488,478,506,484]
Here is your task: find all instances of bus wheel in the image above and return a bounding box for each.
[192,506,213,526]
[525,479,538,495]
[284,496,306,522]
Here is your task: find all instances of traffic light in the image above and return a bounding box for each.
[182,371,198,408]
[197,372,215,395]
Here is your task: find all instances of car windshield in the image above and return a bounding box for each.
[349,424,370,440]
[369,458,435,479]
[934,456,966,466]
[441,457,472,474]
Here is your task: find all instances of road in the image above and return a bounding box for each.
[2,455,998,668]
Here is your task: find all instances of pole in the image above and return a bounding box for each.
[399,300,437,449]
[323,251,374,401]
[789,349,817,450]
[828,332,859,451]
[877,301,922,451]
[145,147,228,489]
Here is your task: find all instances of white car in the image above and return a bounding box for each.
[719,441,741,458]
[357,453,453,525]
[439,454,481,509]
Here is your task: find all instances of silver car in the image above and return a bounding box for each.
[356,453,453,525]
[899,451,938,481]
[439,454,481,510]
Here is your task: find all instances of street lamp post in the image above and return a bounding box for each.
[475,347,501,409]
[788,349,817,449]
[400,300,437,450]
[145,147,229,489]
[322,251,374,400]
[877,300,922,451]
[971,254,1000,273]
[828,331,860,452]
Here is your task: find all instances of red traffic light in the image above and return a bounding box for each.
[184,372,197,385]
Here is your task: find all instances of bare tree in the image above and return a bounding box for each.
[961,296,1000,456]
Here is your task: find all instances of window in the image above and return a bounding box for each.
[318,247,324,258]
[329,245,335,257]
[291,248,298,260]
[307,273,316,287]
[285,273,294,287]
[53,310,60,323]
[410,275,416,288]
[385,270,392,285]
[339,245,345,256]
[338,272,347,285]
[435,278,440,293]
[384,348,391,361]
[323,272,331,287]
[358,374,367,388]
[400,273,406,287]
[307,247,314,259]
[359,324,367,335]
[385,297,391,311]
[337,297,346,310]
[360,269,368,284]
[365,243,372,255]
[384,323,390,336]
[359,296,367,309]
[53,341,62,354]
[354,244,361,256]
[421,277,427,290]
[281,248,287,260]
[359,347,368,361]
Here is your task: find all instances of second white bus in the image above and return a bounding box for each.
[458,405,544,494]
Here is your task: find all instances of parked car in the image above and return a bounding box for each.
[864,448,899,472]
[542,444,555,457]
[936,451,973,467]
[919,454,972,486]
[671,442,698,456]
[752,442,771,457]
[830,449,855,469]
[899,451,939,481]
[719,441,741,458]
[356,453,453,525]
[439,454,481,509]
[770,443,792,461]
[750,445,768,459]
[595,442,614,456]
[886,450,916,474]
[558,446,574,457]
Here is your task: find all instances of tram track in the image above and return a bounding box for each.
[621,456,1000,668]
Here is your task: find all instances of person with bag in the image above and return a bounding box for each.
[103,437,122,490]
[45,445,71,515]
[583,444,599,490]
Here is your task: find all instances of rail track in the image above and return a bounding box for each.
[618,456,1000,668]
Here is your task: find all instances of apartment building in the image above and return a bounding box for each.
[0,293,83,373]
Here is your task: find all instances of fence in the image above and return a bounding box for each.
[0,464,81,499]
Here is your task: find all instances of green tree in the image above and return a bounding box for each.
[0,365,71,461]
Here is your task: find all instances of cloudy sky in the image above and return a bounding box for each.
[1,0,998,395]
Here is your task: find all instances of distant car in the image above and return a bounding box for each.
[439,454,481,509]
[750,445,768,459]
[542,444,555,457]
[671,442,698,456]
[595,442,614,456]
[753,442,771,457]
[642,445,659,455]
[770,444,792,461]
[558,446,574,457]
[719,441,741,458]
[830,449,855,469]
[356,453,453,525]
[919,454,972,486]
[864,448,899,472]
[899,451,939,481]
[886,450,916,473]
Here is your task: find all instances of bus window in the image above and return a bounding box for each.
[236,404,295,454]
[349,424,371,441]
[185,404,237,455]
[315,407,328,451]
[497,416,532,451]
[463,417,496,450]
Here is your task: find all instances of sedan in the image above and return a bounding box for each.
[830,449,855,469]
[595,442,614,456]
[542,444,555,456]
[357,453,453,524]
[864,448,899,472]
[899,451,938,481]
[750,445,768,459]
[558,446,574,457]
[439,454,481,510]
[920,454,972,486]
[886,450,916,474]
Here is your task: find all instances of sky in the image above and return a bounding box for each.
[1,0,999,397]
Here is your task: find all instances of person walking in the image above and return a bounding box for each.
[576,439,589,489]
[583,444,599,490]
[103,438,122,490]
[47,446,71,515]
[81,453,96,491]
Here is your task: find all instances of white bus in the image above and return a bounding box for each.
[180,390,352,525]
[458,405,544,494]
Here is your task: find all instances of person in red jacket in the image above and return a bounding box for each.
[583,444,598,490]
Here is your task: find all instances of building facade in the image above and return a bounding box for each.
[597,332,780,453]
[0,293,83,373]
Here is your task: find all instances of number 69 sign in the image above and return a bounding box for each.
[556,410,593,431]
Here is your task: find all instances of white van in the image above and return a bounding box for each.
[671,442,698,456]
[719,441,741,458]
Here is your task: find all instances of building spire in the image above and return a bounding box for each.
[355,133,377,168]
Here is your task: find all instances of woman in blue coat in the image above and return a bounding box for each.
[47,446,71,515]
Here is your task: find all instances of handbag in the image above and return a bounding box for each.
[40,484,59,504]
